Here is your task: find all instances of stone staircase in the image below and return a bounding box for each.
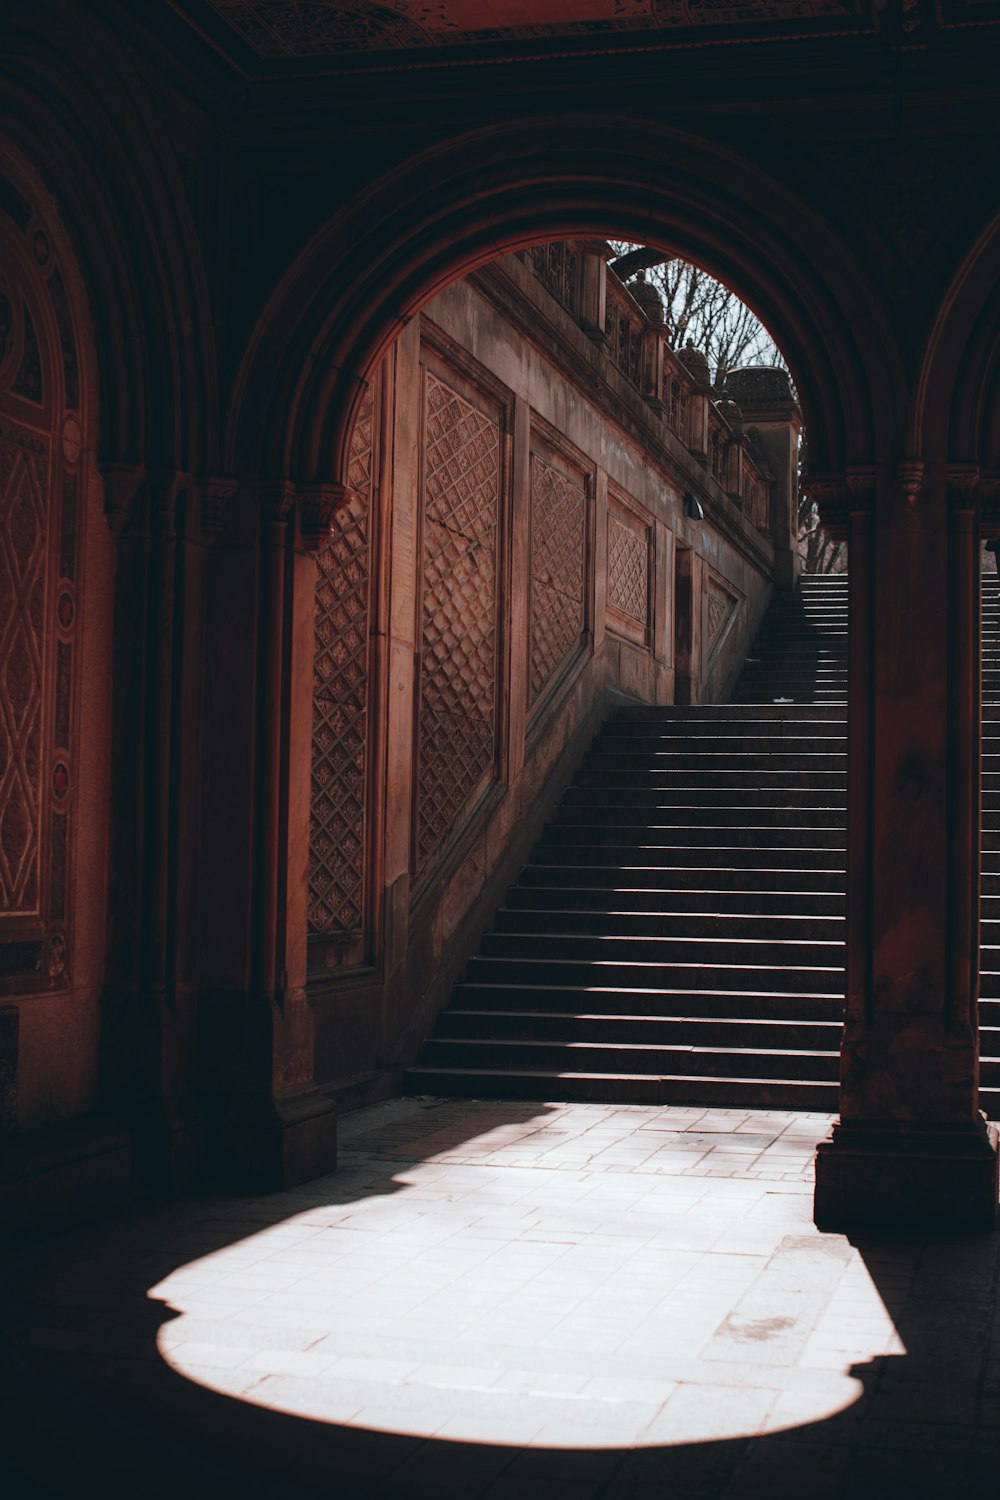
[406,574,849,1109]
[406,571,1000,1115]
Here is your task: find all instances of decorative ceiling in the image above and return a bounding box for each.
[170,0,892,71]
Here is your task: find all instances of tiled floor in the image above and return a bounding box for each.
[3,1099,1000,1498]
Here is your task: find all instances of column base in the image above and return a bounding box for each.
[217,1085,337,1193]
[814,1116,999,1231]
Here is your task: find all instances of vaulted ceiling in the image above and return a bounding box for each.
[168,0,890,72]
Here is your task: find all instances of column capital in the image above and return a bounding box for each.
[897,458,924,509]
[200,475,238,540]
[299,483,359,552]
[803,471,850,541]
[258,480,295,523]
[99,461,146,534]
[946,465,980,514]
[981,469,1000,538]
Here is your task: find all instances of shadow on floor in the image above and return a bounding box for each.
[1,1097,999,1500]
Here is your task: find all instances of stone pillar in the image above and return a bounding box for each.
[812,466,999,1230]
[578,245,607,344]
[640,325,665,412]
[213,481,337,1191]
[99,465,207,1189]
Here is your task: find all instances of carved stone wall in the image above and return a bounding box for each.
[415,365,502,880]
[529,448,588,705]
[309,379,376,955]
[0,176,82,997]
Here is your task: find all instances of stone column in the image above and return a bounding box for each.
[99,465,207,1189]
[214,481,337,1191]
[812,466,998,1229]
[578,245,607,345]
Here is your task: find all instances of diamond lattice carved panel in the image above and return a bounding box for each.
[0,182,83,994]
[416,371,501,879]
[309,383,374,937]
[0,429,47,913]
[529,453,586,704]
[607,508,649,627]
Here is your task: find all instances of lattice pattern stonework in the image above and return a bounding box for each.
[607,510,649,626]
[0,179,82,995]
[416,371,500,879]
[0,427,46,912]
[529,454,586,703]
[309,382,375,937]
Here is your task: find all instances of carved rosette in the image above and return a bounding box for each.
[299,483,359,552]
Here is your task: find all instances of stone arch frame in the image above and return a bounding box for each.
[211,114,915,1190]
[228,116,901,495]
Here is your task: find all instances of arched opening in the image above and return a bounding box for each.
[224,159,867,1122]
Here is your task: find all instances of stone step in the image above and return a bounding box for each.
[532,843,847,869]
[451,981,844,1021]
[505,885,846,916]
[589,733,847,753]
[492,906,845,941]
[437,1009,842,1051]
[466,954,845,994]
[480,930,845,967]
[541,822,846,849]
[403,1067,841,1109]
[562,785,846,808]
[519,861,847,891]
[555,801,846,828]
[415,1036,841,1082]
[601,717,846,738]
[584,752,847,771]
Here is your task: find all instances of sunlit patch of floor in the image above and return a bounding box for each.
[153,1100,898,1449]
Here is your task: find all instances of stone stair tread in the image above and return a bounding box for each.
[443,1008,841,1030]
